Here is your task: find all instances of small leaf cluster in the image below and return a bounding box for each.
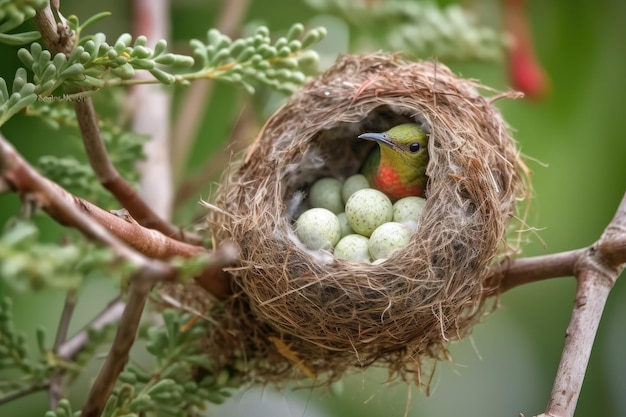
[45,399,80,417]
[0,298,52,396]
[85,309,242,417]
[189,23,326,94]
[0,67,37,126]
[0,220,125,291]
[17,33,195,95]
[307,0,504,61]
[38,130,147,208]
[1,293,117,409]
[0,0,46,45]
[23,101,147,207]
[0,20,324,128]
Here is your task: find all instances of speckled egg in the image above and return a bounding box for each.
[309,177,344,214]
[334,234,371,263]
[341,174,370,203]
[345,188,393,237]
[392,196,426,223]
[368,222,411,260]
[296,208,341,251]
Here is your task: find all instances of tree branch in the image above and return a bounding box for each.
[0,383,49,406]
[57,296,125,361]
[33,5,203,246]
[79,279,152,417]
[533,191,626,417]
[49,290,77,409]
[0,134,236,297]
[488,249,583,293]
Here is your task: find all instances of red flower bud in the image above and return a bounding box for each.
[504,0,550,100]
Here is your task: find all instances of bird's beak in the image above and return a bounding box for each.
[357,132,397,149]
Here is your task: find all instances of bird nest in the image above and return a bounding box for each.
[199,53,528,385]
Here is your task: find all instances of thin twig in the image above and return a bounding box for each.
[74,98,203,244]
[79,279,153,417]
[53,290,77,351]
[49,290,77,409]
[57,296,125,361]
[0,383,49,406]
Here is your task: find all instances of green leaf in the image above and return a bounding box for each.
[0,30,41,45]
[76,11,112,34]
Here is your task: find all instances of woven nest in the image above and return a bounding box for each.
[201,53,527,384]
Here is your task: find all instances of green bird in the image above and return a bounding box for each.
[358,123,429,201]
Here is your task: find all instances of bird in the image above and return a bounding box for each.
[358,123,429,201]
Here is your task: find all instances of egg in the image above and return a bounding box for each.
[296,208,341,250]
[334,234,371,263]
[345,188,393,237]
[341,174,370,203]
[336,212,354,237]
[309,177,344,214]
[393,196,426,232]
[368,222,411,260]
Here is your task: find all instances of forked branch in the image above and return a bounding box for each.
[493,191,626,417]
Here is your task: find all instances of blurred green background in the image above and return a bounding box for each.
[1,0,625,416]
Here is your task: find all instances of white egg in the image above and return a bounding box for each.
[392,196,426,224]
[334,234,371,263]
[296,208,341,251]
[368,222,411,260]
[345,188,393,237]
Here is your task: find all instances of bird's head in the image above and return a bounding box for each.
[358,123,429,177]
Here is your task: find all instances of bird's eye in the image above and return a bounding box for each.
[409,142,421,153]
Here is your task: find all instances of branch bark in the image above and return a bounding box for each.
[49,290,77,409]
[493,191,626,417]
[1,130,236,416]
[534,191,626,417]
[0,134,236,296]
[79,279,152,417]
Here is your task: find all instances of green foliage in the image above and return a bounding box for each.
[115,309,240,416]
[0,17,324,129]
[0,0,46,45]
[0,67,37,126]
[1,294,116,407]
[13,22,324,100]
[16,34,194,95]
[42,309,242,417]
[45,399,80,417]
[20,101,147,207]
[188,23,326,94]
[307,0,504,61]
[0,297,52,395]
[0,220,128,291]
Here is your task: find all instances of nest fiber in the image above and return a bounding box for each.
[206,53,526,383]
